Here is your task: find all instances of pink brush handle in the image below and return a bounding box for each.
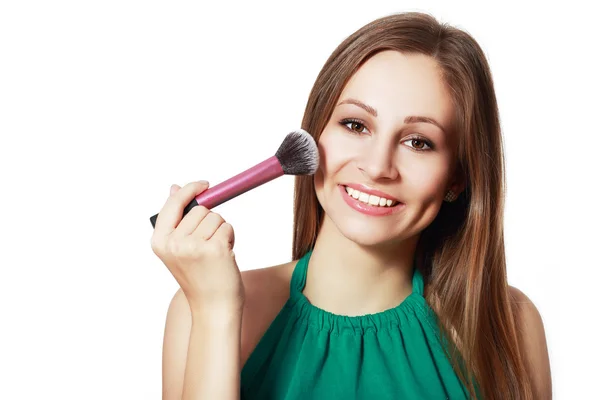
[149,156,284,228]
[194,155,284,209]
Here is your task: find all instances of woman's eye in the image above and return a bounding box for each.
[404,138,433,152]
[341,119,369,134]
[339,119,433,152]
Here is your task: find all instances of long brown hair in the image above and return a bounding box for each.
[291,12,533,399]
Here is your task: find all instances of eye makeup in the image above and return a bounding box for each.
[338,117,435,152]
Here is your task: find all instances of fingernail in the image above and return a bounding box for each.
[198,180,209,185]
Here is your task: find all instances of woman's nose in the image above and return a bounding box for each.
[357,140,399,181]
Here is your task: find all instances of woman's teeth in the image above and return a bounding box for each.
[344,186,398,207]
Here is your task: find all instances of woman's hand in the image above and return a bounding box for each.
[151,181,245,314]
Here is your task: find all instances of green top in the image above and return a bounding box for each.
[241,249,476,399]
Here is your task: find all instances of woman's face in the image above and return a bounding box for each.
[314,50,462,247]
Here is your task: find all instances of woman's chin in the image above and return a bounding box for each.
[338,223,395,247]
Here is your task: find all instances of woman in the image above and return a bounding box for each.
[152,12,552,399]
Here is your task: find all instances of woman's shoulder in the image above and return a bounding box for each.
[239,258,299,366]
[240,258,297,311]
[508,285,546,334]
[241,259,297,297]
[508,285,552,398]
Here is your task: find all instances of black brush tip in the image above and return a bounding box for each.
[275,129,319,175]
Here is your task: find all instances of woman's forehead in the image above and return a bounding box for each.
[337,50,454,127]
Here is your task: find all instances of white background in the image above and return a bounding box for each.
[1,1,597,398]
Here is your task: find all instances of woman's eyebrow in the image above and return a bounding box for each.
[337,98,447,134]
[338,98,378,117]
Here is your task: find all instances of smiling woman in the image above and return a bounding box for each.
[287,13,551,399]
[160,11,551,400]
[313,50,457,245]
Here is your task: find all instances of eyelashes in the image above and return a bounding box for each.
[341,118,369,135]
[338,118,435,152]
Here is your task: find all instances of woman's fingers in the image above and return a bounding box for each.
[153,181,209,236]
[191,212,226,241]
[173,205,211,237]
[213,222,235,250]
[150,181,243,310]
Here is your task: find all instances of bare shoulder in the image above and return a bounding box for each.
[239,259,297,366]
[508,285,552,399]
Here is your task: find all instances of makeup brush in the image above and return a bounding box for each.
[150,129,319,228]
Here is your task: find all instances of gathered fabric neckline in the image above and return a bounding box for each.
[286,249,432,336]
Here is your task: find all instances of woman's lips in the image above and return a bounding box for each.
[339,185,405,216]
[342,182,400,203]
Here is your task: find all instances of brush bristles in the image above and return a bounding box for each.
[275,129,319,175]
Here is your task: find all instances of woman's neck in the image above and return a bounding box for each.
[302,215,420,316]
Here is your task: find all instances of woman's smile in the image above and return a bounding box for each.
[338,184,406,216]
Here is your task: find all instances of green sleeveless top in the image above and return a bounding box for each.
[240,249,476,399]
